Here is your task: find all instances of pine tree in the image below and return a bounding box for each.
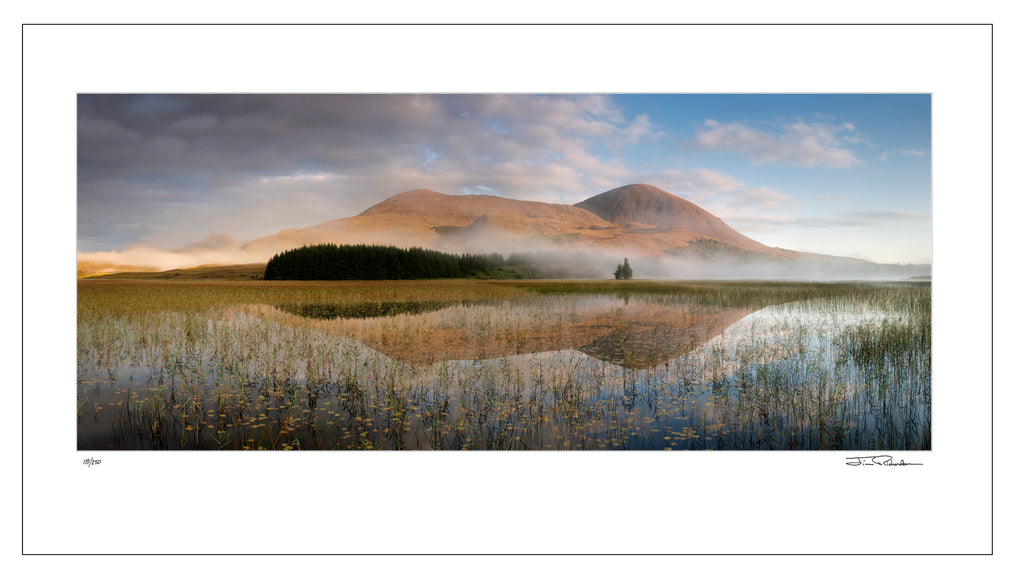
[613,258,633,280]
[621,258,633,280]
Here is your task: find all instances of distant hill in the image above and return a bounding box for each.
[573,184,779,254]
[79,183,926,279]
[236,184,797,262]
[239,188,619,257]
[359,188,613,232]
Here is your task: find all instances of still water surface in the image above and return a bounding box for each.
[78,291,930,450]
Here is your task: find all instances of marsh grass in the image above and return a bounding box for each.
[77,279,930,450]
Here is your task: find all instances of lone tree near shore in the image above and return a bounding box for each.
[613,258,633,280]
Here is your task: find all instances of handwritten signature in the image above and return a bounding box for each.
[846,455,922,467]
[83,457,102,467]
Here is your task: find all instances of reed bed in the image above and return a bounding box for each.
[77,279,930,450]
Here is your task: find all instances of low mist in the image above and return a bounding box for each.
[76,246,275,276]
[503,249,930,282]
[78,228,930,282]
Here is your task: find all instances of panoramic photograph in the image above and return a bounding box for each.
[77,93,931,451]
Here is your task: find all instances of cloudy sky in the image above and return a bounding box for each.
[78,93,931,263]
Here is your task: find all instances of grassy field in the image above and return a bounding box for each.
[77,278,931,450]
[79,263,268,280]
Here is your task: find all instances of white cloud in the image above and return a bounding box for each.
[649,168,743,194]
[643,169,798,235]
[257,171,342,185]
[782,211,927,228]
[80,94,665,250]
[727,187,798,209]
[901,149,926,157]
[715,210,927,234]
[620,114,658,144]
[647,169,794,210]
[694,119,863,168]
[845,210,928,222]
[709,212,797,232]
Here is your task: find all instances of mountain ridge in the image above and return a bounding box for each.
[573,184,776,253]
[236,183,790,261]
[78,183,914,278]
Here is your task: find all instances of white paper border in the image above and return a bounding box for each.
[22,23,991,556]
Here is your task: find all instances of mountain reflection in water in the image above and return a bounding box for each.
[274,294,775,369]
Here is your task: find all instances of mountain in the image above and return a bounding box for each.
[83,183,925,278]
[573,184,775,253]
[360,188,610,228]
[360,188,616,237]
[237,184,790,261]
[240,188,620,257]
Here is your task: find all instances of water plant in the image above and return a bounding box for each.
[78,279,930,450]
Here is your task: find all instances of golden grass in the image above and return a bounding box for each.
[83,263,268,280]
[78,278,525,317]
[77,279,931,450]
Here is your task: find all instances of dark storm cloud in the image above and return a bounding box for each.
[79,94,436,176]
[77,94,658,251]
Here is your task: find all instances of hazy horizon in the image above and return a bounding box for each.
[77,94,932,267]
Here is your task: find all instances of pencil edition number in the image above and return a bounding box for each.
[83,457,102,467]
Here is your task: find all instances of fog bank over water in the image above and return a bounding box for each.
[77,239,930,280]
[503,249,930,281]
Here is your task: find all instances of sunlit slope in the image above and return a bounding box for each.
[574,183,781,254]
[237,185,793,259]
[79,184,896,275]
[240,188,619,255]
